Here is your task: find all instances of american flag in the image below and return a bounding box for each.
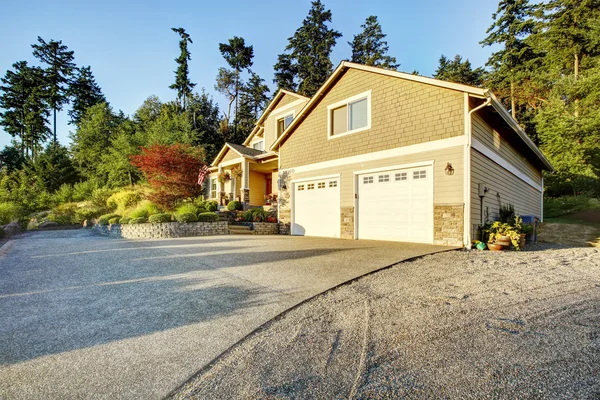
[197,165,210,186]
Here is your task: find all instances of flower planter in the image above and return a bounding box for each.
[495,235,511,247]
[487,243,504,251]
[519,233,526,249]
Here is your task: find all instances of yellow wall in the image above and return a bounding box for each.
[249,171,266,206]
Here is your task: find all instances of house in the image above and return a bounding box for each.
[208,90,309,207]
[211,61,553,247]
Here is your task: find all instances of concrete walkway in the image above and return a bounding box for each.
[0,230,453,399]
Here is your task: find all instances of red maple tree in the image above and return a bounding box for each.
[130,144,206,209]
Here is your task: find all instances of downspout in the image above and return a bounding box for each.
[464,95,492,248]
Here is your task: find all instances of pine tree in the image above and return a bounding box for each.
[68,66,106,126]
[434,54,485,86]
[170,28,196,111]
[349,16,399,70]
[218,36,254,137]
[187,90,222,161]
[0,61,50,158]
[278,0,342,97]
[481,0,537,120]
[244,72,270,119]
[273,53,298,92]
[31,37,76,143]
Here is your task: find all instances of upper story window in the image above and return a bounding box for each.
[252,140,264,151]
[327,90,372,139]
[277,114,294,137]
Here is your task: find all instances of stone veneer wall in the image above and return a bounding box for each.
[433,204,464,246]
[252,222,279,235]
[94,221,228,239]
[278,209,291,235]
[340,206,354,239]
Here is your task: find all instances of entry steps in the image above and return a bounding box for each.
[228,225,254,235]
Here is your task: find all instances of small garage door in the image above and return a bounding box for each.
[292,177,340,237]
[357,165,433,243]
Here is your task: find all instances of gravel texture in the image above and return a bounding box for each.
[172,244,600,399]
[0,230,450,399]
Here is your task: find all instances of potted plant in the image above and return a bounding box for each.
[487,221,521,250]
[230,166,243,180]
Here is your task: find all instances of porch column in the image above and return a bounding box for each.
[218,165,225,206]
[240,159,250,205]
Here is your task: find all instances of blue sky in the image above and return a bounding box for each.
[0,0,499,148]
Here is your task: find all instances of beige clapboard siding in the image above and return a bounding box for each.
[263,97,308,151]
[286,146,464,208]
[472,114,541,182]
[280,68,464,170]
[221,148,240,163]
[249,171,266,206]
[470,149,541,236]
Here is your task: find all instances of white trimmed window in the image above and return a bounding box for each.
[211,178,217,199]
[328,90,371,139]
[252,140,264,151]
[277,114,294,137]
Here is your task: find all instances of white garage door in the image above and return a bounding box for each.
[357,165,433,243]
[292,177,340,237]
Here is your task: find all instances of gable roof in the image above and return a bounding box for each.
[211,142,265,166]
[242,89,309,146]
[270,61,553,172]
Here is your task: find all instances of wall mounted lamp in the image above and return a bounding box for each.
[444,162,455,176]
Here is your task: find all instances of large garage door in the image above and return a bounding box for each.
[292,177,340,237]
[357,165,433,243]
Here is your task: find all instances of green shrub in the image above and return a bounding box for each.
[53,183,74,204]
[90,187,115,209]
[199,200,219,212]
[108,217,120,224]
[197,206,207,214]
[75,202,105,222]
[35,190,55,210]
[149,213,173,223]
[243,208,268,222]
[48,203,80,225]
[127,200,161,219]
[227,200,243,211]
[175,202,199,216]
[106,190,142,212]
[0,202,25,225]
[175,212,198,223]
[98,213,121,226]
[119,217,131,224]
[130,217,147,224]
[198,212,218,222]
[72,180,99,202]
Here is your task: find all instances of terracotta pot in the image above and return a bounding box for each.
[488,243,503,251]
[495,238,511,247]
[519,234,526,249]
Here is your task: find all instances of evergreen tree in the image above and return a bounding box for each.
[31,37,76,143]
[214,67,237,132]
[31,143,79,192]
[218,36,254,136]
[68,66,106,126]
[0,61,50,158]
[187,90,222,161]
[0,146,26,173]
[244,72,270,119]
[273,53,298,92]
[481,0,537,120]
[349,15,399,70]
[434,54,485,86]
[278,0,342,97]
[170,27,196,111]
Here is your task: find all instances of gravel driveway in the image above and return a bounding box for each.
[0,230,450,399]
[172,244,600,399]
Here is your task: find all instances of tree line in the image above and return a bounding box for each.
[0,0,598,219]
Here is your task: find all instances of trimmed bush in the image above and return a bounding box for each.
[227,200,243,211]
[149,213,173,223]
[75,202,105,222]
[175,203,199,216]
[130,217,147,224]
[201,200,218,212]
[243,208,268,222]
[90,187,115,209]
[108,217,120,224]
[198,212,219,222]
[119,217,131,224]
[175,212,198,223]
[98,213,121,226]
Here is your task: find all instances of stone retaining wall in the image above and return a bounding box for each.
[94,221,228,239]
[253,222,279,235]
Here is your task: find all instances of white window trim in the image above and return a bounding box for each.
[252,139,265,151]
[276,111,295,137]
[327,90,372,140]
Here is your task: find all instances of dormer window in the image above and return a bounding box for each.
[277,114,294,137]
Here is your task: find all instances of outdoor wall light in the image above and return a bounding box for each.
[445,162,455,176]
[281,184,287,190]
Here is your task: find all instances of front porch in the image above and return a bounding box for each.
[214,157,278,208]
